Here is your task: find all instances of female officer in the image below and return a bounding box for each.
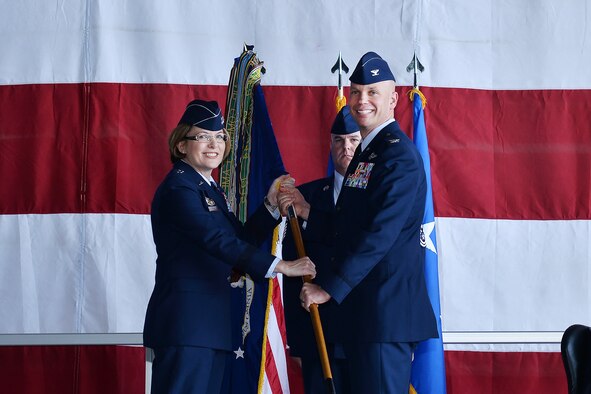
[144,99,315,394]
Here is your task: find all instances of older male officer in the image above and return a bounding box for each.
[300,52,438,393]
[280,105,360,394]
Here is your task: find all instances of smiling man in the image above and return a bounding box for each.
[300,52,438,393]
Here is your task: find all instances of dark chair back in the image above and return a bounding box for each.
[561,324,591,394]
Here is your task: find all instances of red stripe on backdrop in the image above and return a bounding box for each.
[0,345,144,394]
[1,84,590,219]
[445,350,567,394]
[423,87,591,220]
[0,84,85,214]
[0,346,567,394]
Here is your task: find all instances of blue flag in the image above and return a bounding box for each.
[410,89,447,394]
[228,84,286,394]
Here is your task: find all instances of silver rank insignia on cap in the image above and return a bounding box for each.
[370,69,380,76]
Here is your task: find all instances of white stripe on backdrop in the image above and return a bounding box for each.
[1,215,588,334]
[0,214,155,333]
[1,1,590,88]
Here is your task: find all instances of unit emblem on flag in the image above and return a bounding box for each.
[345,162,374,189]
[420,221,437,254]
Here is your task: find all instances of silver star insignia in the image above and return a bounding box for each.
[234,347,245,359]
[421,221,437,254]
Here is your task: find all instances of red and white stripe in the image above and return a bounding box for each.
[1,1,590,393]
[262,276,290,393]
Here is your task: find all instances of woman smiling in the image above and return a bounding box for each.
[143,100,315,394]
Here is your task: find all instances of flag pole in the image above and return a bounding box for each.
[406,52,447,394]
[286,205,336,394]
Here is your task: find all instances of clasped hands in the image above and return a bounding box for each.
[267,175,331,310]
[266,174,310,220]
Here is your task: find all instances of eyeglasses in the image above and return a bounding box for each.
[184,134,228,143]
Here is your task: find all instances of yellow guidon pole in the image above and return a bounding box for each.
[286,204,336,394]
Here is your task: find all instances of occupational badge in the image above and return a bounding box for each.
[205,197,218,211]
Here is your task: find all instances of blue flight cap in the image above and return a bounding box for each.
[331,105,360,135]
[178,100,225,131]
[349,51,396,84]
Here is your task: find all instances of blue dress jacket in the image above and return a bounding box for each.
[318,121,438,343]
[143,160,278,351]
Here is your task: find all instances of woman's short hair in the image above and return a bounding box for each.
[168,124,231,163]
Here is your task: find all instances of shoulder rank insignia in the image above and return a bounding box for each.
[323,185,330,191]
[176,169,184,174]
[387,138,400,144]
[345,162,374,189]
[368,152,377,160]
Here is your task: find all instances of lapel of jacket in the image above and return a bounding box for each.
[319,176,336,210]
[176,161,237,222]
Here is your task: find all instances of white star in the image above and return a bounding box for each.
[422,221,437,254]
[234,347,245,359]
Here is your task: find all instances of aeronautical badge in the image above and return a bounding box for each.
[205,197,218,212]
[345,162,374,189]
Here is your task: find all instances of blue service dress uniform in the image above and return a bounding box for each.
[143,160,279,393]
[282,176,350,394]
[317,121,438,393]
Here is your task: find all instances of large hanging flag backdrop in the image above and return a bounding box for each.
[0,1,589,393]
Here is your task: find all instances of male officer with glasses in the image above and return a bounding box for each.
[143,99,316,394]
[299,53,438,393]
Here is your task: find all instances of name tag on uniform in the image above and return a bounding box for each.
[205,197,219,212]
[345,162,374,189]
